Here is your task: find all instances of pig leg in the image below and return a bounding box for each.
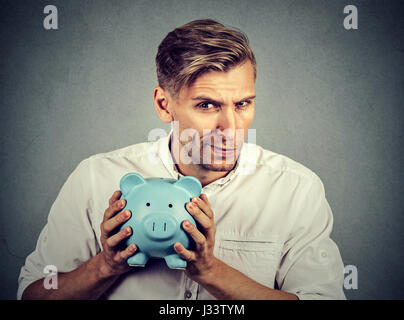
[127,251,149,267]
[164,253,187,270]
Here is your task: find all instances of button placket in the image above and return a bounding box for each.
[184,290,192,299]
[183,276,198,300]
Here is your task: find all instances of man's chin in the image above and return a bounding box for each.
[199,160,238,172]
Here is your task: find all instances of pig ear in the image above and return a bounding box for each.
[174,176,202,197]
[120,173,146,196]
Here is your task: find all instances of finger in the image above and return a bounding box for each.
[200,193,210,207]
[103,198,126,222]
[106,226,132,248]
[102,209,131,236]
[109,190,122,206]
[187,203,216,244]
[183,220,206,251]
[174,242,196,262]
[186,202,212,229]
[191,195,214,219]
[115,243,137,263]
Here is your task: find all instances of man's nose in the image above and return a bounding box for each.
[212,108,239,148]
[217,107,237,132]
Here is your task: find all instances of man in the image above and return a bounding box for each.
[18,19,346,300]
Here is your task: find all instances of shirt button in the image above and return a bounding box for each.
[184,290,192,299]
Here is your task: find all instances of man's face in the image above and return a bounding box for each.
[168,60,256,172]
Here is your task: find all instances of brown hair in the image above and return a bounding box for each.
[155,19,257,99]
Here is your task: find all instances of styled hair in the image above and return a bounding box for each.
[155,19,257,99]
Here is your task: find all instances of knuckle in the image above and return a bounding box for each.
[187,252,195,262]
[109,191,118,205]
[123,246,134,258]
[119,212,127,222]
[118,251,127,261]
[118,228,129,240]
[121,250,132,261]
[115,200,123,210]
[193,210,202,218]
[105,237,114,248]
[100,222,106,233]
[122,245,135,258]
[196,238,205,248]
[120,210,130,222]
[127,244,137,255]
[112,254,121,264]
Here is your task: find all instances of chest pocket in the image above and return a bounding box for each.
[214,235,282,289]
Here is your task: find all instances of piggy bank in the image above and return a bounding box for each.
[119,173,202,269]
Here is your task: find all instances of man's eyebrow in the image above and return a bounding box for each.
[191,95,256,104]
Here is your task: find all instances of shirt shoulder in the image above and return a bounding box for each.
[243,143,326,200]
[252,144,321,183]
[86,140,156,162]
[66,140,159,193]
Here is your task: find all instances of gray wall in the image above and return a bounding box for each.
[1,0,403,299]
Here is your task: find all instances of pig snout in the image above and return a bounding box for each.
[143,214,178,240]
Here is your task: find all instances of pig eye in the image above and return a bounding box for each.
[146,202,150,207]
[168,203,173,208]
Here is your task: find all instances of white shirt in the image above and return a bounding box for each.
[17,130,346,300]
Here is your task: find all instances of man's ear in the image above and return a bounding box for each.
[153,86,174,123]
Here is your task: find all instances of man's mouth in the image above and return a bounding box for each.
[208,144,237,156]
[211,146,235,151]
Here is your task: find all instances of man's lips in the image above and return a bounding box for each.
[210,145,236,154]
[208,145,236,152]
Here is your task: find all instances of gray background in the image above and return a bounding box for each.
[1,0,403,300]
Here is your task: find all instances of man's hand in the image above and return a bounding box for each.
[173,193,218,282]
[99,190,137,277]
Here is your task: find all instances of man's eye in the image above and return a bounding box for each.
[236,100,251,108]
[198,102,215,110]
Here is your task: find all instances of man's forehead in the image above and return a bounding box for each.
[184,84,255,101]
[179,61,255,100]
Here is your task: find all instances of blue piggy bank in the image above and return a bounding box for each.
[119,173,202,269]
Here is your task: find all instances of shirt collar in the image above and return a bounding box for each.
[157,129,255,187]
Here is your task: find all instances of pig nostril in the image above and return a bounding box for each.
[144,216,176,239]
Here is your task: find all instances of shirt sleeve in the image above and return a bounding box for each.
[17,158,100,299]
[276,174,346,300]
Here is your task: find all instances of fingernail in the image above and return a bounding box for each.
[125,210,131,218]
[188,202,194,208]
[184,220,191,228]
[121,200,126,207]
[192,197,198,202]
[126,226,131,234]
